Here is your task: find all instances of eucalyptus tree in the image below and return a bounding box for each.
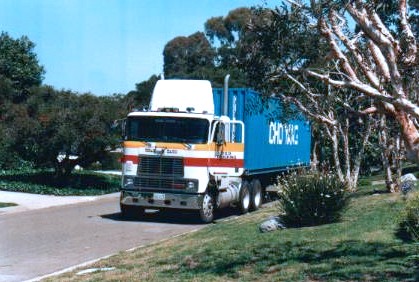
[163,32,215,80]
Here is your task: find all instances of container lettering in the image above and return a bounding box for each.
[269,122,299,145]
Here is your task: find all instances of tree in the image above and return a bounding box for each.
[205,7,264,86]
[237,1,419,191]
[24,87,123,176]
[163,32,215,79]
[303,0,419,164]
[0,32,45,102]
[124,74,160,111]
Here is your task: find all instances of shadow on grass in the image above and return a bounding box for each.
[165,240,419,281]
[0,171,120,195]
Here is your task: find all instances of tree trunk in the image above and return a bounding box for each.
[395,111,419,163]
[340,119,351,186]
[348,116,372,192]
[311,139,319,171]
[326,125,345,183]
[379,115,395,192]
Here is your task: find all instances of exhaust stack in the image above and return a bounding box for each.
[223,74,230,116]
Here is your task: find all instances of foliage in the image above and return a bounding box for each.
[124,74,160,110]
[0,202,17,208]
[277,171,348,227]
[1,85,125,175]
[398,192,419,241]
[163,32,215,80]
[48,182,418,282]
[161,7,261,87]
[0,32,45,102]
[0,170,120,196]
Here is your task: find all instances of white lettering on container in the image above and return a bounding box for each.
[269,122,299,145]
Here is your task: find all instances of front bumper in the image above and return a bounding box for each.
[120,190,203,210]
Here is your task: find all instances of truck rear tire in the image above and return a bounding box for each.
[120,204,144,219]
[199,192,214,223]
[250,179,262,211]
[238,181,250,214]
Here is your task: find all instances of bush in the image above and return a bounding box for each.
[399,192,419,241]
[277,171,348,227]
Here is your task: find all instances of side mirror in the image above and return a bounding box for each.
[216,124,225,146]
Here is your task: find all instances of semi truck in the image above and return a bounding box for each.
[120,78,311,222]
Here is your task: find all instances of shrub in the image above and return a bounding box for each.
[399,192,419,241]
[277,171,348,227]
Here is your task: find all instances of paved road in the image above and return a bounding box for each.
[0,194,204,282]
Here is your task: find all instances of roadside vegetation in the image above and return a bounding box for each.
[45,179,418,282]
[0,169,120,196]
[0,202,17,208]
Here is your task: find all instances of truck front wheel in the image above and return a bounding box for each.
[199,192,214,223]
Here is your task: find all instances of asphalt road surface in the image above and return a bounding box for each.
[0,194,205,282]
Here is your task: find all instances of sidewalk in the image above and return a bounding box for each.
[0,191,119,215]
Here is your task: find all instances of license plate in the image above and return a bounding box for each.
[153,193,165,201]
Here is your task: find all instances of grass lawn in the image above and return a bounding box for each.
[0,170,120,196]
[45,182,419,282]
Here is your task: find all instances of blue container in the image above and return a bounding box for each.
[213,88,311,175]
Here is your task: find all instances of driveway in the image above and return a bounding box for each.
[0,192,204,282]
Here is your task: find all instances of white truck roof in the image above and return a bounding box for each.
[149,79,214,114]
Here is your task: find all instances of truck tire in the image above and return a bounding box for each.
[199,192,214,223]
[250,179,263,211]
[120,204,144,219]
[238,181,250,214]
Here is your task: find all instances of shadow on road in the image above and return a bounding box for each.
[101,207,242,225]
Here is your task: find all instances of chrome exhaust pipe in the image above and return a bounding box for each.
[223,74,230,116]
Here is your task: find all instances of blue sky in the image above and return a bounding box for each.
[0,0,275,96]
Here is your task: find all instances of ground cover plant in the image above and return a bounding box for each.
[47,179,419,282]
[0,202,17,208]
[398,192,419,241]
[0,170,120,196]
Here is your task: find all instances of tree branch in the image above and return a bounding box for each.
[318,17,359,81]
[306,69,419,119]
[328,9,380,87]
[399,0,417,65]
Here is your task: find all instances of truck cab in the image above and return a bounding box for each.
[120,80,249,222]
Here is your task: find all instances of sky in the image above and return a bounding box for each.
[0,0,276,96]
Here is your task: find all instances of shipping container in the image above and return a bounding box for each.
[213,88,311,175]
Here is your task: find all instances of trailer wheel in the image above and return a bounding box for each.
[120,204,144,219]
[250,179,263,211]
[199,192,214,223]
[239,181,250,214]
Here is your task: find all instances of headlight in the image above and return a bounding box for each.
[185,180,198,191]
[186,181,195,189]
[124,176,134,188]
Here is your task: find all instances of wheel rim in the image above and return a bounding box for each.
[242,188,250,209]
[254,187,262,207]
[202,194,213,218]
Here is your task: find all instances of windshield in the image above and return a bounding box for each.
[126,116,210,144]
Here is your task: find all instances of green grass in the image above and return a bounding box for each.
[0,170,120,196]
[0,202,17,208]
[46,182,419,282]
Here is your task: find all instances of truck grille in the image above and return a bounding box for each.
[136,156,185,190]
[134,177,186,190]
[138,156,184,176]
